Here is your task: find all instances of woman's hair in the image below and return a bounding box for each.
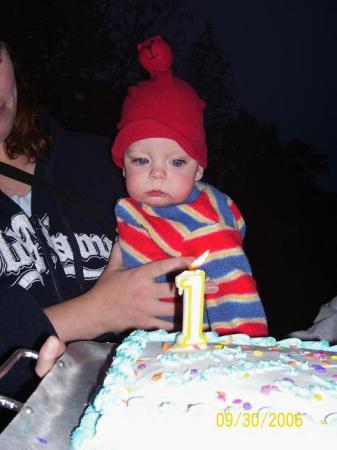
[1,40,50,160]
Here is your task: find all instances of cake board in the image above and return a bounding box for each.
[0,341,116,450]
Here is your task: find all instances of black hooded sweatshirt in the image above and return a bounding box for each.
[0,119,125,408]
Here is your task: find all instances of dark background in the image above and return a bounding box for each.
[195,0,337,193]
[2,0,337,338]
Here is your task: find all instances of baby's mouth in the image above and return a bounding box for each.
[146,190,166,197]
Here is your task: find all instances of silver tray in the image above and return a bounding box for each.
[0,341,116,449]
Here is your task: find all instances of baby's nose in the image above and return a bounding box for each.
[150,166,166,179]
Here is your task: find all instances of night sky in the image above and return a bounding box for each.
[194,0,337,191]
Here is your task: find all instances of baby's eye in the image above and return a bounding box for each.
[171,159,186,167]
[132,157,149,166]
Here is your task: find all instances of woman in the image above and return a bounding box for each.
[0,40,211,407]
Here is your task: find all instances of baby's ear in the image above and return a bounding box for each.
[122,167,126,178]
[195,165,204,181]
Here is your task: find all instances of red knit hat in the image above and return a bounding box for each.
[111,35,208,168]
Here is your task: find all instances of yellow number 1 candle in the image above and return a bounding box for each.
[174,250,209,349]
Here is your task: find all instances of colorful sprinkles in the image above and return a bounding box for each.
[151,372,162,381]
[312,364,327,374]
[243,402,252,410]
[137,363,146,370]
[260,385,278,395]
[161,342,171,352]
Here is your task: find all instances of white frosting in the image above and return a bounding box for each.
[71,330,337,449]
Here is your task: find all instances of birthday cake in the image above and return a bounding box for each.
[71,330,337,449]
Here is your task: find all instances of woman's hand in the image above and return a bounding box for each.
[91,244,218,333]
[87,243,196,333]
[35,336,65,378]
[44,244,197,342]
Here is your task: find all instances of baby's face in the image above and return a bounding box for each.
[123,138,203,207]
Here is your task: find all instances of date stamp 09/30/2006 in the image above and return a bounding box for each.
[215,411,304,428]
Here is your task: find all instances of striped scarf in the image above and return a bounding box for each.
[115,182,268,336]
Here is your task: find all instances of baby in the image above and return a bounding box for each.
[111,36,267,336]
